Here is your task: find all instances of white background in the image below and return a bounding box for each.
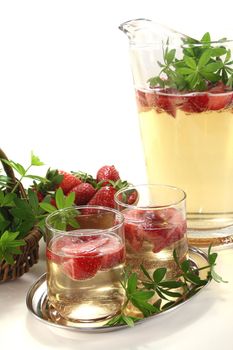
[1,2,233,350]
[1,0,233,185]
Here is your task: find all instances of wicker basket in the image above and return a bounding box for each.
[0,149,42,283]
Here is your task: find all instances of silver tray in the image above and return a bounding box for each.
[26,246,210,333]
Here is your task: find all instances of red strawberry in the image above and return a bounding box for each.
[123,210,145,251]
[47,234,124,280]
[36,191,44,202]
[127,189,138,205]
[87,186,116,208]
[135,89,149,111]
[124,222,144,252]
[181,94,209,113]
[96,165,120,185]
[63,253,102,280]
[155,94,177,117]
[59,171,82,194]
[208,94,232,110]
[46,236,73,265]
[142,209,186,252]
[100,235,125,270]
[146,89,185,118]
[48,235,104,280]
[68,183,96,205]
[208,83,233,110]
[50,197,57,207]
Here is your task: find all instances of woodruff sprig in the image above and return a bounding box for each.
[107,246,227,328]
[148,32,233,91]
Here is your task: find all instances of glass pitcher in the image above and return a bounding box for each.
[119,18,233,247]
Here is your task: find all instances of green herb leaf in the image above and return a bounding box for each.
[27,188,39,213]
[64,191,75,208]
[39,202,57,213]
[122,315,135,327]
[159,280,184,288]
[208,252,218,265]
[153,267,166,283]
[2,159,26,177]
[211,269,228,283]
[132,290,154,300]
[67,216,80,229]
[201,32,211,43]
[204,61,223,72]
[55,188,65,210]
[140,264,153,280]
[31,152,44,166]
[0,230,26,264]
[198,49,212,68]
[211,47,227,57]
[181,259,191,273]
[177,67,195,75]
[165,49,176,64]
[25,175,47,182]
[127,273,138,294]
[184,56,197,69]
[149,32,233,91]
[106,245,226,328]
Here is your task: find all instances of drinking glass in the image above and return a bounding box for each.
[115,184,188,277]
[45,206,125,323]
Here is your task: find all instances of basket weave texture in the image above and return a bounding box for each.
[0,149,42,283]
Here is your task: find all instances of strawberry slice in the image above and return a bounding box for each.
[46,236,73,264]
[63,253,102,280]
[47,235,104,280]
[145,89,188,117]
[208,93,232,110]
[207,82,233,110]
[100,235,125,270]
[124,222,144,252]
[47,234,124,280]
[181,94,209,113]
[146,91,177,117]
[136,90,149,110]
[141,209,186,253]
[123,210,145,252]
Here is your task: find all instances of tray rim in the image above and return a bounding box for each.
[26,246,210,333]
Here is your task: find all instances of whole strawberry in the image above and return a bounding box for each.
[96,165,120,185]
[68,183,96,205]
[88,186,117,208]
[59,170,82,194]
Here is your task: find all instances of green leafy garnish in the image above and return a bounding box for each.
[0,231,26,264]
[148,33,233,91]
[107,247,226,328]
[39,188,78,231]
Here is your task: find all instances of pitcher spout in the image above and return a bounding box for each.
[119,18,187,46]
[119,18,152,41]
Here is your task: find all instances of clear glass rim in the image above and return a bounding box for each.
[119,19,233,46]
[114,184,186,210]
[45,205,124,235]
[137,87,233,97]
